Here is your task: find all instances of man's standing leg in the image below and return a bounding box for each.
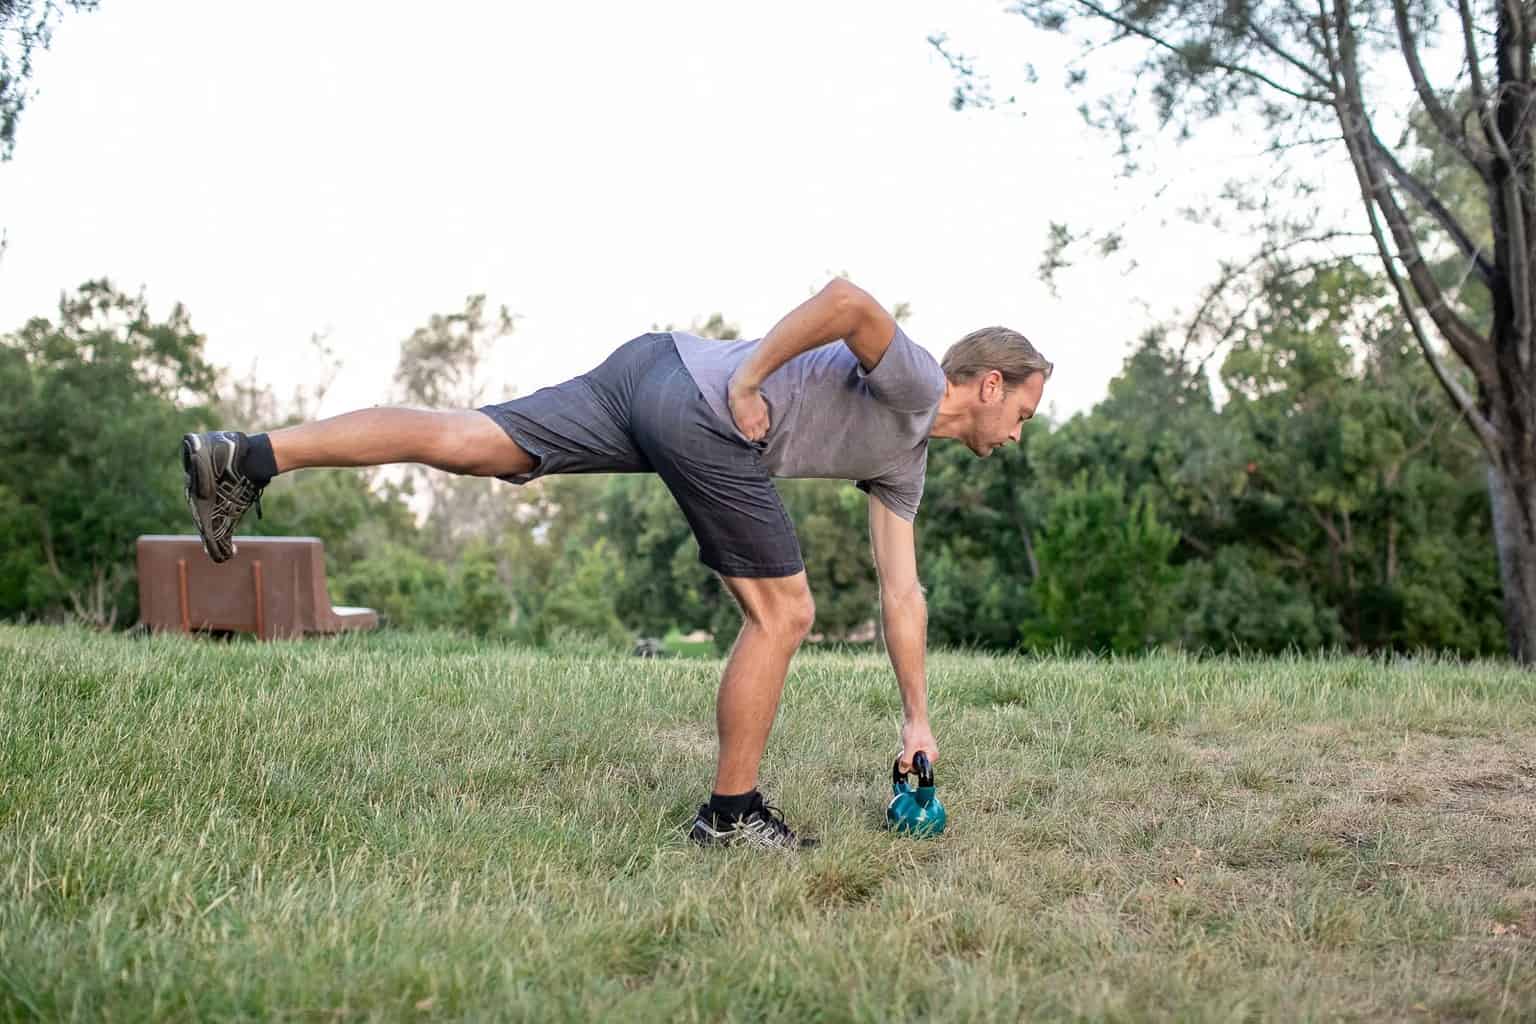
[686,571,821,849]
[711,572,815,795]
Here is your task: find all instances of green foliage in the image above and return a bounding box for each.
[915,258,1502,657]
[532,537,630,650]
[332,540,513,639]
[919,438,1043,649]
[1170,546,1343,653]
[394,293,513,410]
[246,469,419,580]
[455,541,515,639]
[1026,475,1181,653]
[778,479,877,639]
[0,281,218,626]
[1216,261,1502,653]
[334,543,458,630]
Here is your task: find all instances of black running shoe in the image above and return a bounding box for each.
[180,431,265,563]
[690,795,819,850]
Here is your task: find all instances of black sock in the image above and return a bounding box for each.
[241,433,278,487]
[708,789,760,820]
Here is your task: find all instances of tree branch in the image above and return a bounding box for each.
[1369,130,1495,287]
[1361,169,1501,456]
[36,514,88,623]
[1394,0,1492,178]
[1184,238,1363,344]
[1460,0,1491,105]
[1336,2,1497,391]
[1068,0,1333,104]
[1334,0,1500,457]
[1316,0,1341,87]
[1247,18,1336,93]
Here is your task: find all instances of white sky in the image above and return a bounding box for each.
[0,0,1313,421]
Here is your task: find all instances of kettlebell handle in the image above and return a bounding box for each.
[892,750,935,788]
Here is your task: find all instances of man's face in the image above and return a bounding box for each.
[968,370,1045,457]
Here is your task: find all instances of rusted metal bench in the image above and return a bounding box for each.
[136,535,378,640]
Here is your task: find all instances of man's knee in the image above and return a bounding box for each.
[726,573,815,644]
[439,411,535,477]
[783,590,815,640]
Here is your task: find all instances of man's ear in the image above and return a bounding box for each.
[983,369,1005,401]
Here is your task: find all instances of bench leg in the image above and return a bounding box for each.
[177,559,190,633]
[253,560,266,640]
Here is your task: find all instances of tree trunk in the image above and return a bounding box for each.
[1486,460,1536,663]
[1483,1,1535,664]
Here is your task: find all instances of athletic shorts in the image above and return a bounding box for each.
[477,332,804,579]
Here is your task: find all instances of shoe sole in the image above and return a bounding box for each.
[689,821,816,850]
[181,434,211,500]
[180,433,227,562]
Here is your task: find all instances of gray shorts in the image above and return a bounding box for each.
[477,333,803,579]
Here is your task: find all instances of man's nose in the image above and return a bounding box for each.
[1009,425,1022,443]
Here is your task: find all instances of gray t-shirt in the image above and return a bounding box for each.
[670,327,947,521]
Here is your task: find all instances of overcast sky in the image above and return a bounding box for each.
[0,0,1300,421]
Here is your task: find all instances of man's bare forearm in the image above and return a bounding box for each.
[733,280,865,389]
[880,585,930,723]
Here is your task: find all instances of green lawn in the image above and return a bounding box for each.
[2,625,1534,1022]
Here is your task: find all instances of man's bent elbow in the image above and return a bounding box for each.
[821,277,872,324]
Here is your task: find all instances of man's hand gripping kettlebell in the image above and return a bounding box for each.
[899,719,939,774]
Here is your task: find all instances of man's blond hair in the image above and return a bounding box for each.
[941,327,1053,389]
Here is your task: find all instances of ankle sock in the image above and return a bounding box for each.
[241,433,278,487]
[708,789,760,820]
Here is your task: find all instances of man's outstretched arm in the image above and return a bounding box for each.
[868,493,938,772]
[728,278,897,441]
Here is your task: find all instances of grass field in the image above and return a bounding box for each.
[2,625,1535,1022]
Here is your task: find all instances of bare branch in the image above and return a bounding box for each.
[1459,0,1491,104]
[1335,0,1500,455]
[1394,0,1492,177]
[1336,0,1497,390]
[927,34,1008,111]
[1376,232,1500,454]
[1247,19,1336,93]
[1265,133,1346,152]
[1369,131,1495,286]
[1363,153,1495,384]
[1183,234,1364,341]
[1068,0,1333,104]
[1316,0,1341,87]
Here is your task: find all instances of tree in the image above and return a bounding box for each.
[393,294,518,558]
[943,0,1535,659]
[1215,260,1503,652]
[1026,473,1181,652]
[0,280,217,625]
[1017,261,1501,655]
[920,428,1050,648]
[1,0,99,161]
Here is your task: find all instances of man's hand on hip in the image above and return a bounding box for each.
[727,378,771,442]
[899,719,939,774]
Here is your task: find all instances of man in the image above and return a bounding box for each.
[181,278,1052,849]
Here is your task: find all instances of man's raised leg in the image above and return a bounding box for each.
[182,408,532,562]
[269,408,534,476]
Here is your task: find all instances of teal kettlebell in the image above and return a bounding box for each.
[885,750,946,836]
